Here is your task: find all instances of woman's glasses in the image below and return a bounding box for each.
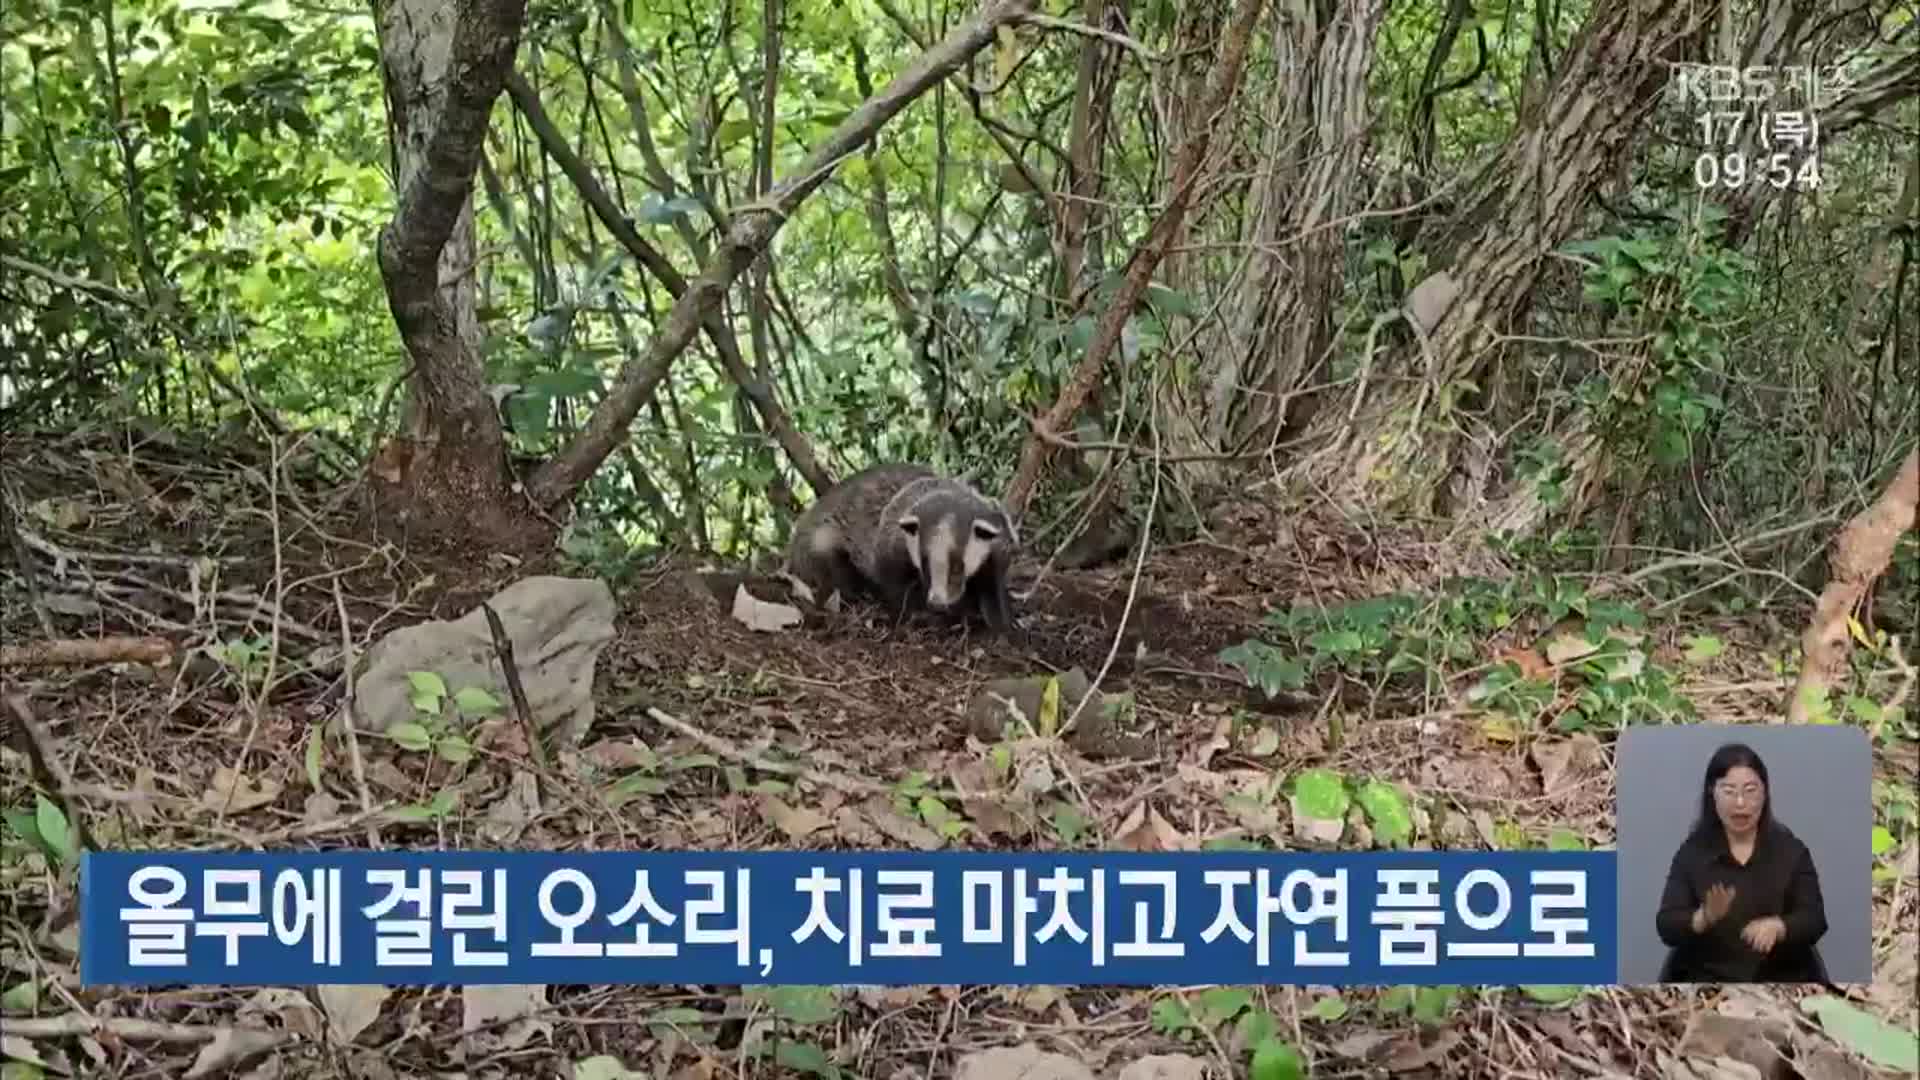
[1713,782,1764,805]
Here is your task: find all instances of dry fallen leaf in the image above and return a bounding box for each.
[184,1026,286,1079]
[1114,803,1190,852]
[1385,1029,1462,1072]
[1543,634,1599,666]
[463,983,550,1040]
[758,795,832,841]
[201,766,285,814]
[1115,1054,1210,1080]
[954,1043,1095,1080]
[860,798,944,851]
[1530,739,1575,797]
[481,771,541,845]
[242,988,324,1041]
[318,984,391,1045]
[730,585,801,632]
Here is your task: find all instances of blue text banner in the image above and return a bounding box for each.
[80,850,1619,987]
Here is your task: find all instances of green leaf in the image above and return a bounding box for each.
[1195,987,1253,1025]
[1799,995,1919,1071]
[387,722,433,753]
[1546,827,1587,851]
[453,686,504,717]
[1236,1008,1280,1045]
[407,670,448,701]
[1249,1038,1305,1080]
[1038,676,1060,736]
[751,985,840,1026]
[1292,768,1350,821]
[1521,984,1583,1005]
[1149,996,1192,1033]
[1412,985,1456,1024]
[1307,995,1348,1021]
[1354,780,1413,846]
[1682,634,1724,663]
[435,735,474,765]
[772,1040,837,1076]
[2,978,42,1012]
[2,811,38,850]
[715,117,757,148]
[35,795,74,863]
[407,670,447,713]
[605,773,667,805]
[573,1054,648,1080]
[1217,640,1308,698]
[1144,282,1198,318]
[1871,826,1894,857]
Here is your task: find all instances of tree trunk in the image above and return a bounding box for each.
[527,0,1039,511]
[1293,0,1715,518]
[1785,448,1919,725]
[1209,0,1391,457]
[370,0,536,547]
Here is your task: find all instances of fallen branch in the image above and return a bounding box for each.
[2,1014,288,1047]
[645,706,890,798]
[1001,0,1267,517]
[1785,447,1919,724]
[527,0,1039,507]
[0,635,175,669]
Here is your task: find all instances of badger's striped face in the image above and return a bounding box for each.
[898,511,1006,611]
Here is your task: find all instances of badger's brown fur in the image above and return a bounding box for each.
[782,463,1018,632]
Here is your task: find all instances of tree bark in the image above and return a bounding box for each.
[527,0,1039,510]
[371,0,534,545]
[1295,0,1715,518]
[1785,448,1919,724]
[1209,0,1391,454]
[1001,0,1268,519]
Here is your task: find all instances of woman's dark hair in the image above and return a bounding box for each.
[1689,741,1774,838]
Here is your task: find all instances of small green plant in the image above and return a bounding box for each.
[892,771,969,843]
[385,670,503,765]
[1286,767,1415,848]
[1561,213,1746,478]
[1220,574,1698,733]
[1150,988,1308,1079]
[741,986,846,1078]
[3,794,79,869]
[209,635,272,688]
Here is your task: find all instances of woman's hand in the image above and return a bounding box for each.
[1741,916,1787,954]
[1691,882,1735,933]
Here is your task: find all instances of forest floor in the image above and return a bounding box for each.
[2,421,1916,1080]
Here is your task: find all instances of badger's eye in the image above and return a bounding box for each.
[973,522,1000,541]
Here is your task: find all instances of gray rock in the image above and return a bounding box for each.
[342,576,615,745]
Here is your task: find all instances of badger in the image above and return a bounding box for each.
[781,463,1018,633]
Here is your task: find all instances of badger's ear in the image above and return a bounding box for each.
[897,514,920,536]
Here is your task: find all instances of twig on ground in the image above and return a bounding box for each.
[2,1014,293,1050]
[646,706,891,798]
[482,601,550,771]
[0,636,175,669]
[331,575,382,848]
